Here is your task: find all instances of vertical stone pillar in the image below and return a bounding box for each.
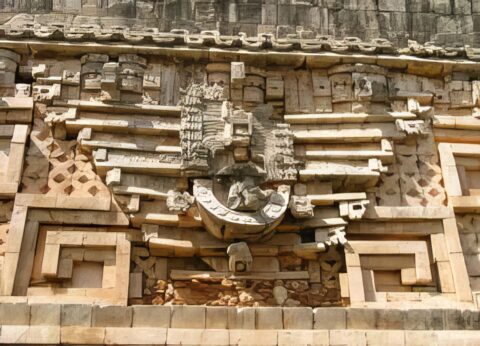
[0,49,20,97]
[80,53,109,100]
[118,54,146,104]
[228,2,237,23]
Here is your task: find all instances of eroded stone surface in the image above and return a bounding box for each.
[0,3,479,343]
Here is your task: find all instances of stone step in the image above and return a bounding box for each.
[1,303,478,330]
[66,117,180,136]
[291,123,405,143]
[0,325,479,345]
[81,131,180,154]
[285,111,416,124]
[434,115,480,131]
[65,100,181,116]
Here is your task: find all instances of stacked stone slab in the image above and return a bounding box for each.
[0,304,480,345]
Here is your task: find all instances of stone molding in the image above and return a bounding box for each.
[1,326,480,345]
[0,303,479,331]
[1,304,480,344]
[0,21,478,61]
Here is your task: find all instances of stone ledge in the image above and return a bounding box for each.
[0,326,479,345]
[2,39,480,77]
[1,304,479,331]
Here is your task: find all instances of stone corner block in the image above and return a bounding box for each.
[132,305,171,328]
[227,307,256,329]
[60,326,106,345]
[26,326,61,344]
[0,325,29,344]
[105,327,167,345]
[0,303,30,325]
[30,303,61,326]
[283,307,313,330]
[366,330,405,346]
[167,328,229,346]
[170,305,206,329]
[314,307,346,330]
[61,304,93,327]
[405,309,445,330]
[229,330,278,346]
[92,305,133,328]
[206,306,229,329]
[278,330,329,346]
[330,330,367,345]
[346,308,377,329]
[256,307,283,330]
[376,309,406,330]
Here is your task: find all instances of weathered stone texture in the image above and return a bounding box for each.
[0,0,480,339]
[0,1,478,46]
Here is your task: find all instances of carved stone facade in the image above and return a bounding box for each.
[0,0,479,48]
[1,2,480,345]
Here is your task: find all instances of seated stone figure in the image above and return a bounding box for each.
[226,176,272,211]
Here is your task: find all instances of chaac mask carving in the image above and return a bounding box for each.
[179,81,300,242]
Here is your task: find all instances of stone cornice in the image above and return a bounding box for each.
[2,39,480,79]
[1,25,479,61]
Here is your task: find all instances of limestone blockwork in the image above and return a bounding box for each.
[1,1,480,345]
[0,0,480,48]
